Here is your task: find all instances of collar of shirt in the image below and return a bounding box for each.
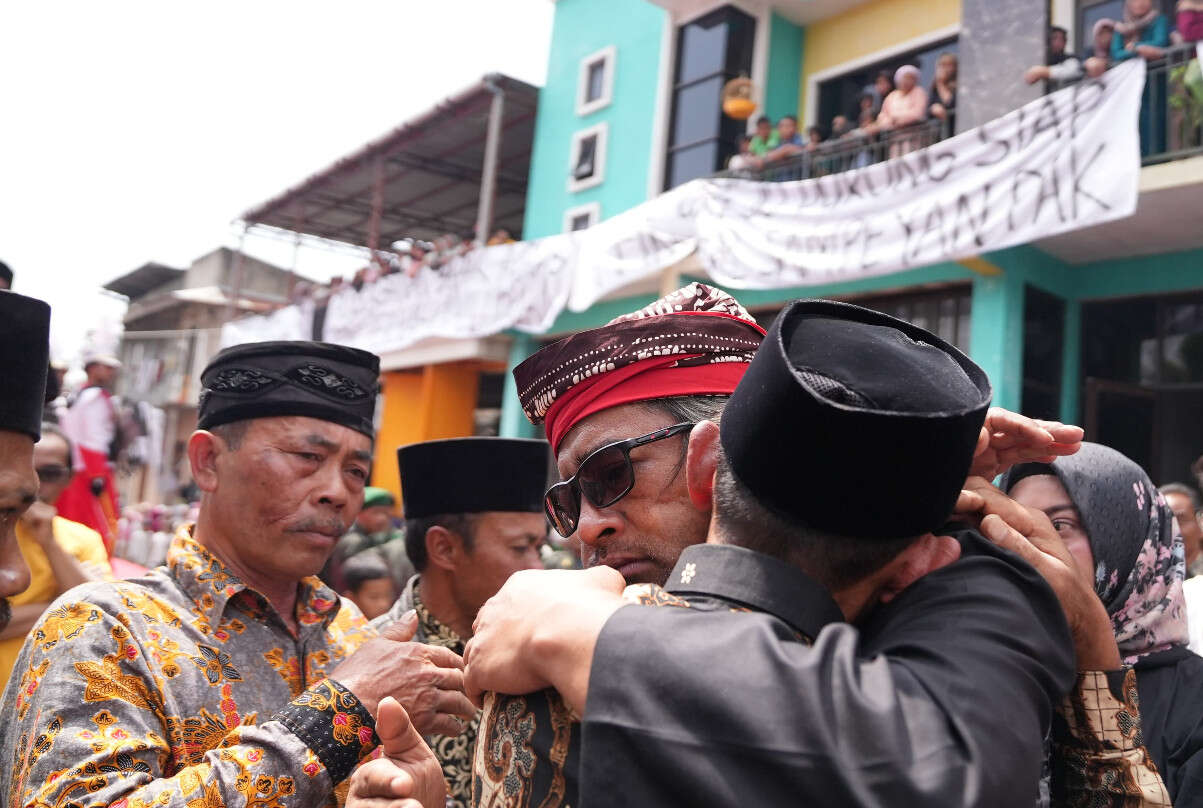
[664,544,844,640]
[167,525,342,637]
[411,579,465,655]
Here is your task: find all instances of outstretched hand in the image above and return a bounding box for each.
[331,610,477,737]
[970,408,1083,480]
[345,697,446,808]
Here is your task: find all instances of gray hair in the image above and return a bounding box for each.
[1159,483,1201,512]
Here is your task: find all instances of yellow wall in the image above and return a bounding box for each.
[799,0,961,121]
[372,362,482,507]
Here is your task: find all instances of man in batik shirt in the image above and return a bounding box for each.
[370,437,549,807]
[0,341,475,808]
[0,291,53,632]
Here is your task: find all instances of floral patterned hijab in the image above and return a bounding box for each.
[1003,442,1189,665]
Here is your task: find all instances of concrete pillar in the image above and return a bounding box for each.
[956,0,1048,132]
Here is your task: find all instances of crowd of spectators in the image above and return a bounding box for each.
[1022,0,1203,156]
[728,55,957,176]
[729,0,1203,182]
[286,227,516,305]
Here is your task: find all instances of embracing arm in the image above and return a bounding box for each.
[578,580,1071,808]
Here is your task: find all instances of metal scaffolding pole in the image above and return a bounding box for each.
[475,74,506,246]
[226,223,248,322]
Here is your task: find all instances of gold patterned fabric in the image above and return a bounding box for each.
[472,584,685,808]
[372,576,477,808]
[1052,668,1171,807]
[0,527,377,808]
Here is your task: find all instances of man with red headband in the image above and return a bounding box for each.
[349,285,1141,807]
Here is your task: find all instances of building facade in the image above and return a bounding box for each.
[501,0,1203,486]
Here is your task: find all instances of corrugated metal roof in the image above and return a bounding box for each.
[102,262,185,299]
[240,73,539,247]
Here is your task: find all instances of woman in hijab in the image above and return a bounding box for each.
[1003,443,1203,804]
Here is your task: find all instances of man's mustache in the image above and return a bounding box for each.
[286,518,349,538]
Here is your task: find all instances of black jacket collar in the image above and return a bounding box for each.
[665,543,844,640]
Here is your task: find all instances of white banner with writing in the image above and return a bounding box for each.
[689,59,1145,288]
[224,60,1144,354]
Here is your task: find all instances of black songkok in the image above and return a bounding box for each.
[198,341,380,438]
[398,437,549,519]
[721,299,991,540]
[0,291,51,440]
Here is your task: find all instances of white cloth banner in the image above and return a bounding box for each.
[221,301,313,347]
[690,59,1145,288]
[321,237,576,355]
[223,60,1144,353]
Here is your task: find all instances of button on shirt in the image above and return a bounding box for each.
[0,527,378,808]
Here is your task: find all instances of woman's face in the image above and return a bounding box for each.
[937,56,957,81]
[898,72,917,92]
[1128,0,1152,17]
[1009,474,1096,580]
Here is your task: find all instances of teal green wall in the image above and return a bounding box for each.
[522,0,667,240]
[499,333,539,439]
[765,13,804,121]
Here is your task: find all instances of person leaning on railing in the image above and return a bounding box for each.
[877,65,928,158]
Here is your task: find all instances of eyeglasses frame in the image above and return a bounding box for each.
[544,421,697,537]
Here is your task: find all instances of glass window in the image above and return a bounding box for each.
[586,59,606,104]
[676,17,729,84]
[666,141,720,189]
[817,38,958,132]
[664,6,756,189]
[569,213,592,231]
[670,76,725,146]
[574,134,598,181]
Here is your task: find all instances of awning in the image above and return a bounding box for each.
[239,73,538,249]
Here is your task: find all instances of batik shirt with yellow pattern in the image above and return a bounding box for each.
[371,576,476,808]
[0,527,378,808]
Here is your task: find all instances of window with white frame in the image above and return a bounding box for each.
[577,45,616,116]
[568,122,608,192]
[564,202,601,233]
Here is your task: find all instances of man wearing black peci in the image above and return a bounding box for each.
[462,300,1089,807]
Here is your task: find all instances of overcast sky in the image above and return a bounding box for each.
[1,1,553,364]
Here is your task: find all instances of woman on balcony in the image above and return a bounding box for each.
[877,65,928,158]
[928,53,958,135]
[1111,0,1171,156]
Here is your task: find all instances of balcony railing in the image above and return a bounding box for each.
[715,120,948,183]
[1085,42,1203,167]
[719,44,1203,185]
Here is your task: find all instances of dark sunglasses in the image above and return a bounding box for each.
[35,464,71,484]
[544,422,695,538]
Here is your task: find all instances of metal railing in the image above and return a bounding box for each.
[715,119,949,183]
[1120,42,1203,166]
[1046,42,1202,166]
[719,44,1203,185]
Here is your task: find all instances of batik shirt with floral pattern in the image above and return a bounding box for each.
[0,527,378,808]
[371,576,476,808]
